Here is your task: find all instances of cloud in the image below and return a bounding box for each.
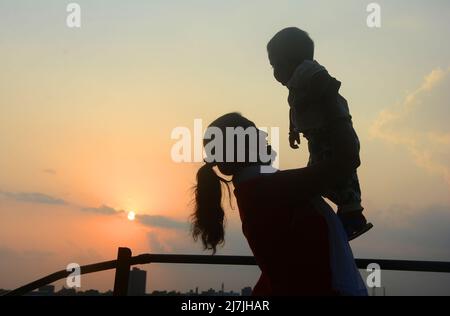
[0,247,54,260]
[370,67,450,186]
[148,231,174,253]
[136,214,187,230]
[80,204,187,231]
[354,204,450,261]
[42,169,56,175]
[0,247,56,290]
[145,214,254,255]
[0,191,67,205]
[81,204,124,215]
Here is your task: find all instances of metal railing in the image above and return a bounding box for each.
[4,247,450,296]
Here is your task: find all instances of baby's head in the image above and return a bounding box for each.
[267,27,314,85]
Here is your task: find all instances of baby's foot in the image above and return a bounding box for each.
[338,211,373,241]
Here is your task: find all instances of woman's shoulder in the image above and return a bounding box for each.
[234,167,316,202]
[234,171,323,218]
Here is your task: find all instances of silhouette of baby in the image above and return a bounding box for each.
[267,27,373,240]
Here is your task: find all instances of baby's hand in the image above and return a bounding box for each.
[289,131,301,149]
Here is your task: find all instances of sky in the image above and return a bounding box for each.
[0,0,449,295]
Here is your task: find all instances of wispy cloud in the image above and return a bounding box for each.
[354,204,450,261]
[148,231,173,253]
[42,169,56,175]
[0,247,54,260]
[81,204,124,215]
[136,214,187,230]
[80,204,187,230]
[0,191,67,205]
[370,67,450,186]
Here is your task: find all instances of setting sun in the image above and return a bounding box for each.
[127,211,136,221]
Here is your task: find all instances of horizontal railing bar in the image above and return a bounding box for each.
[131,254,257,266]
[132,254,450,273]
[5,254,450,296]
[355,259,450,273]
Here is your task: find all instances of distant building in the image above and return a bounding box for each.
[201,288,219,296]
[128,267,147,296]
[241,287,252,296]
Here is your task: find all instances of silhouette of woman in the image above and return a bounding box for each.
[191,112,367,296]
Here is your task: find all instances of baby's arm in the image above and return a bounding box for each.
[268,118,360,202]
[289,108,301,149]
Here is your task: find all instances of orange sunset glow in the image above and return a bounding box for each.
[1,0,450,297]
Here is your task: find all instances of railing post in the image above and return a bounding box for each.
[113,247,132,296]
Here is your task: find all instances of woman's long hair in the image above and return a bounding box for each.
[190,112,268,254]
[191,112,254,254]
[191,163,225,254]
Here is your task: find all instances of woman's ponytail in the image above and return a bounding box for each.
[191,163,225,254]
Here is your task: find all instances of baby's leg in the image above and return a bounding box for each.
[327,172,372,240]
[335,171,363,214]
